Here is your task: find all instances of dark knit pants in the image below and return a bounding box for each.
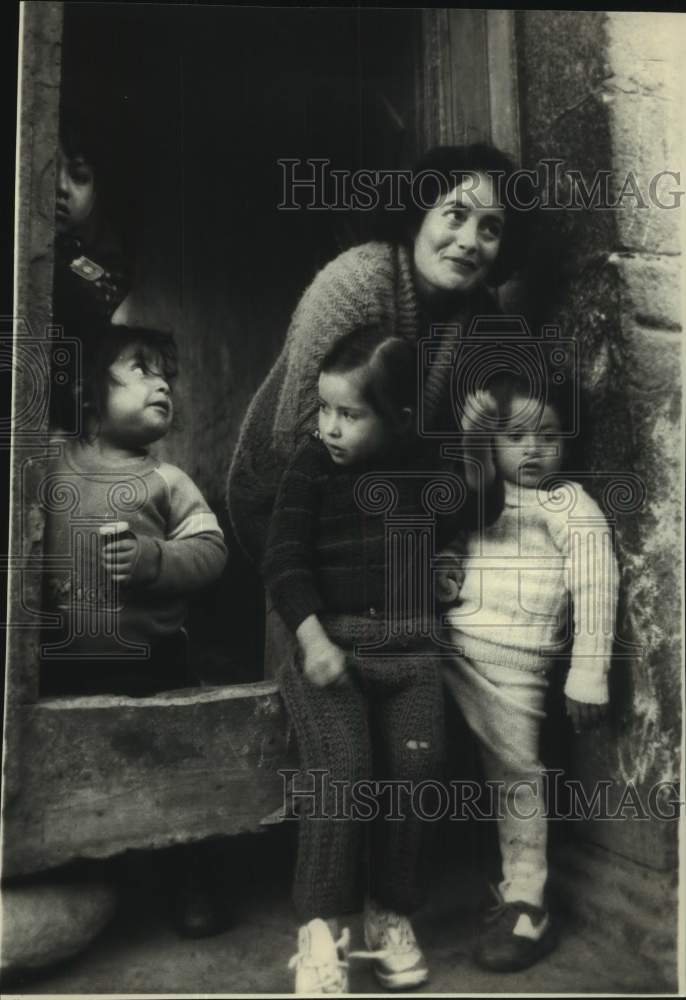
[279,615,445,922]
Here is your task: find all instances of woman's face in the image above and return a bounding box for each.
[413,171,505,299]
[56,144,96,235]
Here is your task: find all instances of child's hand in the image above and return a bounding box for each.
[461,389,498,435]
[565,697,607,733]
[101,532,159,587]
[436,569,462,603]
[302,639,348,688]
[101,533,140,585]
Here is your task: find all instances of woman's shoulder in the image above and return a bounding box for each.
[306,241,402,296]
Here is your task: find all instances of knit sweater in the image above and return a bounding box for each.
[43,436,227,657]
[263,435,504,634]
[443,480,619,704]
[227,241,499,563]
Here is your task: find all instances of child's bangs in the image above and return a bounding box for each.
[130,335,179,383]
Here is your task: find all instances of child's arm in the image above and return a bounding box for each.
[549,487,619,729]
[103,466,227,597]
[262,440,348,687]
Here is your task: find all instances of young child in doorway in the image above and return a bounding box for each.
[43,325,227,693]
[263,326,504,994]
[438,373,618,972]
[42,325,228,937]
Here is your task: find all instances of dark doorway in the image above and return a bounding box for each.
[58,4,422,682]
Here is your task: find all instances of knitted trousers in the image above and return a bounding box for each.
[279,615,445,922]
[443,654,548,908]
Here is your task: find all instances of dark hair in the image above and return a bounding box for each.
[319,327,417,434]
[58,108,134,248]
[380,143,534,286]
[79,326,178,440]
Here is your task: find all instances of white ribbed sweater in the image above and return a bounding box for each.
[443,480,618,704]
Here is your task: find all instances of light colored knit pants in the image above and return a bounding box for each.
[443,655,548,908]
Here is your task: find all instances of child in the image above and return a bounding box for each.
[438,374,618,972]
[52,117,133,432]
[263,327,503,993]
[41,325,228,937]
[54,118,132,332]
[42,325,227,694]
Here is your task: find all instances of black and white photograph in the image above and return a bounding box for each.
[1,3,684,996]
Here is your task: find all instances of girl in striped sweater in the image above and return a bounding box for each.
[439,374,619,973]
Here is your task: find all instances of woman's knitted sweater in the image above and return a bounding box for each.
[226,241,499,563]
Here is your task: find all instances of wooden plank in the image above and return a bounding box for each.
[2,682,297,877]
[2,1,63,850]
[446,9,491,146]
[486,10,521,160]
[418,10,521,156]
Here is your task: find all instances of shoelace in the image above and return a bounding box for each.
[369,910,419,949]
[483,884,542,927]
[288,929,351,993]
[484,883,508,924]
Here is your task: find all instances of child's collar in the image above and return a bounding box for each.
[503,479,544,507]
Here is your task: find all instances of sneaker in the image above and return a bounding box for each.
[288,918,351,994]
[474,887,557,972]
[359,899,429,990]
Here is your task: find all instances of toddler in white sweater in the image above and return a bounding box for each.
[439,375,618,972]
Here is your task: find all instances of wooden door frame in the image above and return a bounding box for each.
[2,2,293,879]
[417,9,521,161]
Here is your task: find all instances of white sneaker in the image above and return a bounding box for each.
[288,918,351,994]
[361,899,429,990]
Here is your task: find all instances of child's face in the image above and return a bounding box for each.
[413,171,505,298]
[318,370,388,467]
[493,394,563,487]
[56,144,96,235]
[99,343,173,449]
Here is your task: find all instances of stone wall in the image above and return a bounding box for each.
[516,8,682,871]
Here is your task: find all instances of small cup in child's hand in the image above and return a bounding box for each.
[99,521,134,545]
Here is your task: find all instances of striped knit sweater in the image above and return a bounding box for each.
[263,435,504,634]
[443,480,619,704]
[227,241,499,563]
[44,436,227,656]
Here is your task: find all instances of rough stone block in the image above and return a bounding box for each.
[608,92,682,255]
[2,682,296,877]
[608,253,682,331]
[0,880,117,974]
[607,12,683,96]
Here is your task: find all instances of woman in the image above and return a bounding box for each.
[227,142,529,562]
